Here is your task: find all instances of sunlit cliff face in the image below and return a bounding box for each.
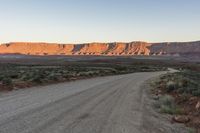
[0,41,199,56]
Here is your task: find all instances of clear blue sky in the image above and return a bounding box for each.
[0,0,200,43]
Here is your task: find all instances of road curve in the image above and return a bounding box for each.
[0,71,166,133]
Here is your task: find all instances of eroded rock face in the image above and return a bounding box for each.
[149,41,200,56]
[74,43,109,55]
[0,41,199,56]
[0,42,74,55]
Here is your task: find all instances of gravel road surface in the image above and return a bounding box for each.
[0,71,186,133]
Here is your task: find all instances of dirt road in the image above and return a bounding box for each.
[0,72,187,133]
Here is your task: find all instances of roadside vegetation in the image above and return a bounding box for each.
[0,63,166,91]
[152,69,200,132]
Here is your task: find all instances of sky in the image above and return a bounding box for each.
[0,0,200,43]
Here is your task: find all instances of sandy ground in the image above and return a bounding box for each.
[0,71,187,133]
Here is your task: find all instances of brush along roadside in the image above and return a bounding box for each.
[151,70,200,132]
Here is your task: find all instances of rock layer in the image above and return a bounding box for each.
[0,41,199,56]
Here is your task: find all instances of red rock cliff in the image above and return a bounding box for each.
[0,41,199,56]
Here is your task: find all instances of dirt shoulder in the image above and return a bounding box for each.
[140,77,189,133]
[147,68,200,133]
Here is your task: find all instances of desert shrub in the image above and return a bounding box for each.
[192,89,200,96]
[80,71,95,77]
[50,76,59,81]
[78,72,85,77]
[140,66,155,72]
[92,71,100,75]
[153,101,161,109]
[88,73,93,77]
[165,81,177,92]
[114,66,128,71]
[2,77,13,86]
[159,95,174,107]
[21,73,34,81]
[160,105,183,115]
[58,70,65,74]
[63,74,70,79]
[110,69,118,74]
[159,70,200,97]
[188,128,196,133]
[180,78,188,87]
[48,72,60,81]
[32,76,42,83]
[10,74,19,79]
[140,66,150,69]
[0,75,4,81]
[155,95,183,115]
[177,78,199,96]
[160,105,174,114]
[31,73,45,83]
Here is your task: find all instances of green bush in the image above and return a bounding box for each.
[188,128,196,133]
[160,105,174,114]
[192,89,200,96]
[31,74,45,83]
[159,70,200,97]
[155,95,183,115]
[2,77,13,86]
[160,105,183,115]
[10,74,19,79]
[0,75,4,81]
[114,66,128,71]
[166,81,177,92]
[21,73,34,81]
[159,95,174,107]
[48,73,59,81]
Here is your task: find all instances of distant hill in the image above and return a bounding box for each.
[0,41,199,57]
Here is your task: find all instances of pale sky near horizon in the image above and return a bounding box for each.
[0,0,200,43]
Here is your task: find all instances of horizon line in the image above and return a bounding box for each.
[1,40,200,45]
